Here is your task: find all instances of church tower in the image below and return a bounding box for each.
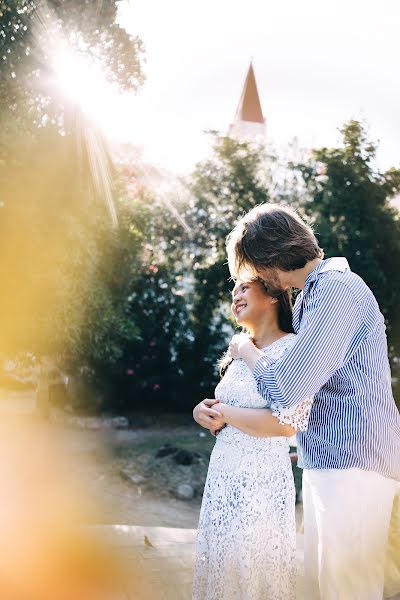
[228,62,266,140]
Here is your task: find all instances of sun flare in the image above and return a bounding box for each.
[52,46,116,125]
[48,42,119,225]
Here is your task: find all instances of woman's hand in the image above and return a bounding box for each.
[229,333,254,359]
[209,402,226,435]
[193,398,226,435]
[229,333,263,370]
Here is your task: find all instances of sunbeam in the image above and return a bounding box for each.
[30,1,119,225]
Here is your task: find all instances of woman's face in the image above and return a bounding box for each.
[231,280,277,327]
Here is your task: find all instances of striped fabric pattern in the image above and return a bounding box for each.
[253,257,400,480]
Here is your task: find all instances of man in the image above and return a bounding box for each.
[193,203,400,599]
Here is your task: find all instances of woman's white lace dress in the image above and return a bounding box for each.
[192,334,312,600]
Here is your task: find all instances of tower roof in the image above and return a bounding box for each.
[234,63,265,124]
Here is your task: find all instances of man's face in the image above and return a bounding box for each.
[253,266,292,293]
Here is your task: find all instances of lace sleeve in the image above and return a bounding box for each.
[263,334,313,431]
[270,396,313,431]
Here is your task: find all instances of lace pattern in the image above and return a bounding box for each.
[192,334,300,600]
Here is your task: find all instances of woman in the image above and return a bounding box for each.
[192,279,312,600]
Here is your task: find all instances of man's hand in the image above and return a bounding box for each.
[193,398,226,434]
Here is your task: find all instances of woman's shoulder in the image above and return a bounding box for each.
[262,333,296,357]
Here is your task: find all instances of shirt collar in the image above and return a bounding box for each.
[304,257,350,291]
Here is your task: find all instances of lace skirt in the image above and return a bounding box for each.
[192,436,297,600]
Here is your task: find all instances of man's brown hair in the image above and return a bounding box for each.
[226,203,323,280]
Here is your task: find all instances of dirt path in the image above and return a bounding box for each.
[0,388,205,528]
[0,391,301,531]
[52,420,208,529]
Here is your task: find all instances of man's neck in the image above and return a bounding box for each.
[289,257,323,290]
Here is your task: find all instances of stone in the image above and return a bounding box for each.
[111,416,129,429]
[82,417,103,430]
[155,445,179,458]
[120,470,146,485]
[174,449,200,466]
[129,474,146,485]
[49,413,130,430]
[176,484,194,500]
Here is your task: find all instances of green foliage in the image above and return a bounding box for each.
[0,0,144,136]
[3,4,399,420]
[106,137,275,410]
[188,135,270,254]
[107,186,194,411]
[0,128,143,370]
[186,136,272,398]
[296,120,400,350]
[0,1,146,396]
[118,126,400,412]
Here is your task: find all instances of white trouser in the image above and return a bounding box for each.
[302,468,398,600]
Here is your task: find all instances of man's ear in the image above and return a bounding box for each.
[270,297,278,304]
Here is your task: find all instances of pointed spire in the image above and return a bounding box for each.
[234,62,265,124]
[228,62,266,140]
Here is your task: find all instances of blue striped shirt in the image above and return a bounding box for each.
[253,257,400,480]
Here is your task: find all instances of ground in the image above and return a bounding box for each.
[0,389,302,528]
[63,414,214,528]
[55,411,304,528]
[1,391,399,599]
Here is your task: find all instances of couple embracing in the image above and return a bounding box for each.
[192,203,400,600]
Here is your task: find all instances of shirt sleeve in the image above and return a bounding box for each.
[253,276,363,412]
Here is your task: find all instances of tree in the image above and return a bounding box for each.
[101,181,196,412]
[0,127,148,408]
[185,135,273,400]
[102,137,276,410]
[296,120,400,354]
[0,1,144,136]
[0,1,146,411]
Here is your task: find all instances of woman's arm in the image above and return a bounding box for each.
[215,402,296,437]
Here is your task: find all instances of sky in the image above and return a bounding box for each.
[111,0,400,175]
